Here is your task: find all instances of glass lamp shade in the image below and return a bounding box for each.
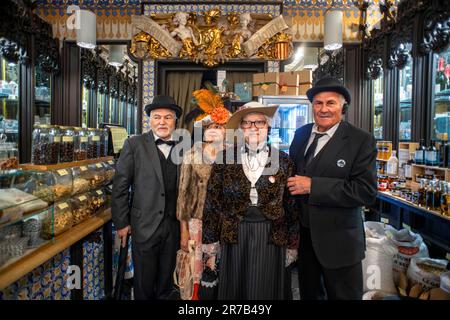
[76,10,97,49]
[109,45,124,67]
[324,10,343,51]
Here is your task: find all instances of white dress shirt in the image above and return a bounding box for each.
[241,144,269,206]
[154,134,174,159]
[304,122,341,157]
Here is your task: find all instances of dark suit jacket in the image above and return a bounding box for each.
[289,121,377,269]
[111,131,182,244]
[202,146,299,249]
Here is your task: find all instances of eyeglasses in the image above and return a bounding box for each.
[240,120,267,129]
[150,115,176,121]
[205,124,224,130]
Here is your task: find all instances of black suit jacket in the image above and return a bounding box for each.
[111,131,182,244]
[289,121,377,269]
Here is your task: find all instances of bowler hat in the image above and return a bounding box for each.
[144,95,183,118]
[306,77,351,105]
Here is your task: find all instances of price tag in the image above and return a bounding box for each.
[446,253,450,261]
[57,169,69,176]
[402,223,411,231]
[80,137,88,143]
[92,136,100,142]
[62,136,73,142]
[80,166,88,171]
[78,195,87,201]
[96,163,102,168]
[381,217,389,224]
[58,202,68,210]
[53,136,61,142]
[96,190,103,195]
[108,160,114,165]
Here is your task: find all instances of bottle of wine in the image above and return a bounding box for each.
[415,139,426,165]
[425,141,439,166]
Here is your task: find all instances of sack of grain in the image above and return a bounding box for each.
[407,257,448,291]
[390,228,429,284]
[362,222,398,294]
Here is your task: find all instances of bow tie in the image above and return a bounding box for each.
[156,139,176,146]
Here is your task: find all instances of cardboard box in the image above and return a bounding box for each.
[296,70,313,96]
[252,72,265,97]
[262,72,279,96]
[252,72,279,96]
[278,72,299,96]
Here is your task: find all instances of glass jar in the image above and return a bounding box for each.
[13,170,55,204]
[73,127,88,161]
[87,128,100,159]
[0,142,19,170]
[99,128,108,158]
[50,168,73,201]
[378,175,388,191]
[41,201,73,239]
[103,160,115,186]
[70,192,93,225]
[32,124,60,165]
[71,165,91,196]
[86,163,106,190]
[58,126,74,163]
[90,189,106,213]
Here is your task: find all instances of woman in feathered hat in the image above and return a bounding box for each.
[176,87,232,300]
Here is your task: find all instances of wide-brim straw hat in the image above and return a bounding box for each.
[226,101,278,130]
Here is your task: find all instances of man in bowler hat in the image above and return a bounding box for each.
[287,77,377,300]
[112,95,183,299]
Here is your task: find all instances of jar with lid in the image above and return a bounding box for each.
[32,125,60,165]
[103,160,115,186]
[70,192,93,225]
[90,188,106,213]
[378,175,388,191]
[99,128,108,158]
[0,142,19,170]
[73,127,88,161]
[87,128,100,159]
[58,126,74,163]
[41,201,73,239]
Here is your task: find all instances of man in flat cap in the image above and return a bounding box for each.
[112,95,183,300]
[287,77,377,300]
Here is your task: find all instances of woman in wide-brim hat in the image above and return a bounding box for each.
[202,101,299,300]
[176,88,232,300]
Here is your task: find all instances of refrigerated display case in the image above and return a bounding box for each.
[258,95,312,153]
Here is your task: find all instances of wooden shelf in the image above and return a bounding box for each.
[19,156,114,171]
[378,191,450,223]
[376,158,388,162]
[0,208,111,290]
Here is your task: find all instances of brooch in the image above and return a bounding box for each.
[337,159,346,168]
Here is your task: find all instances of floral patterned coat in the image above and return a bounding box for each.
[202,146,299,249]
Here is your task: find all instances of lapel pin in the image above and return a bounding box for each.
[337,159,346,168]
[269,176,276,183]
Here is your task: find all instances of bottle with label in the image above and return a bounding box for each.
[404,154,413,179]
[426,180,435,210]
[425,141,439,166]
[434,181,442,211]
[439,136,448,167]
[415,139,426,165]
[418,179,427,206]
[386,150,399,175]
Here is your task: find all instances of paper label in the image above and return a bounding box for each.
[108,160,114,165]
[80,137,88,143]
[80,166,87,171]
[53,136,61,142]
[381,217,389,224]
[96,163,102,168]
[78,195,87,201]
[58,202,68,210]
[62,136,73,142]
[57,169,68,176]
[92,136,100,142]
[96,190,103,195]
